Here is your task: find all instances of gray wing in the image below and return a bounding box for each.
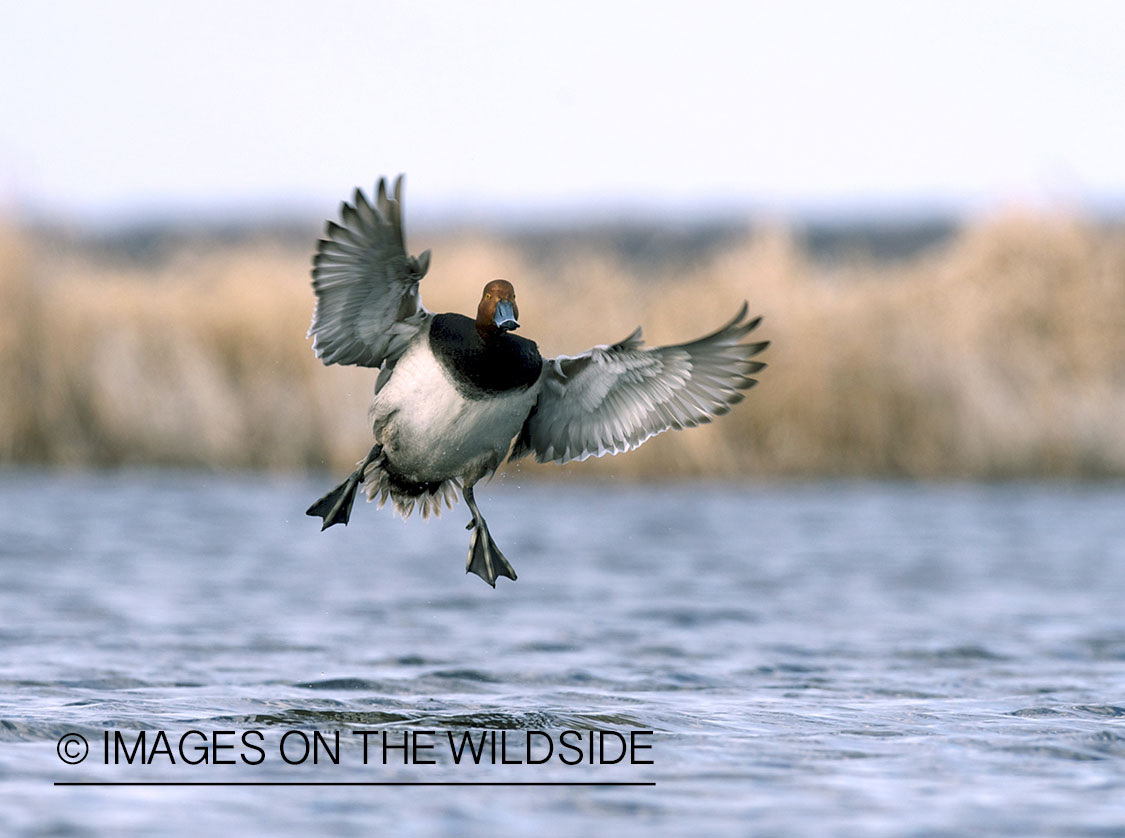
[511,304,768,465]
[308,175,432,368]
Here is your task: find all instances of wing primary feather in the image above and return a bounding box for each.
[520,304,768,464]
[307,174,429,369]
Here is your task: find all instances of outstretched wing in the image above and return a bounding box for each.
[308,175,432,368]
[511,304,768,465]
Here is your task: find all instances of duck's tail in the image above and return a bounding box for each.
[361,450,460,520]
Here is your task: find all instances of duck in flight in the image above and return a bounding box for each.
[306,176,768,586]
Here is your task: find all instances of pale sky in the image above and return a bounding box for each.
[2,0,1123,225]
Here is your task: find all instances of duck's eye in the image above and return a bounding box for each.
[485,293,491,300]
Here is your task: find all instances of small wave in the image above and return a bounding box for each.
[999,744,1107,762]
[1070,704,1125,717]
[205,708,656,732]
[1007,707,1068,717]
[55,677,154,690]
[424,669,501,683]
[295,678,385,691]
[838,728,909,738]
[0,719,105,743]
[1008,704,1125,719]
[748,663,827,675]
[895,645,1007,663]
[1083,730,1125,756]
[221,710,416,727]
[868,687,943,699]
[515,641,583,653]
[627,607,760,627]
[407,709,655,731]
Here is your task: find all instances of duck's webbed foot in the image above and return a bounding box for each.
[463,486,517,587]
[306,445,381,531]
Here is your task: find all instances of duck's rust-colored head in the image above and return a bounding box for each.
[476,280,520,337]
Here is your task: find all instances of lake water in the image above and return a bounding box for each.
[1,471,1124,836]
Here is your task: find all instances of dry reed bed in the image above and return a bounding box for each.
[1,216,1123,477]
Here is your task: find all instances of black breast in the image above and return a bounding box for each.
[429,313,543,397]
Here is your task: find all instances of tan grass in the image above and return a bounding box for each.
[2,214,1123,477]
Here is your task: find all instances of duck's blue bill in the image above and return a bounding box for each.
[494,300,519,331]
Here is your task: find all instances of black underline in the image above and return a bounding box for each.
[55,781,655,787]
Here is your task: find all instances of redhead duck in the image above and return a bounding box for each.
[306,176,768,586]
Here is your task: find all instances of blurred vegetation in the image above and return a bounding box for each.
[1,213,1123,478]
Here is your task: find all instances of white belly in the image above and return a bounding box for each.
[370,338,540,484]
